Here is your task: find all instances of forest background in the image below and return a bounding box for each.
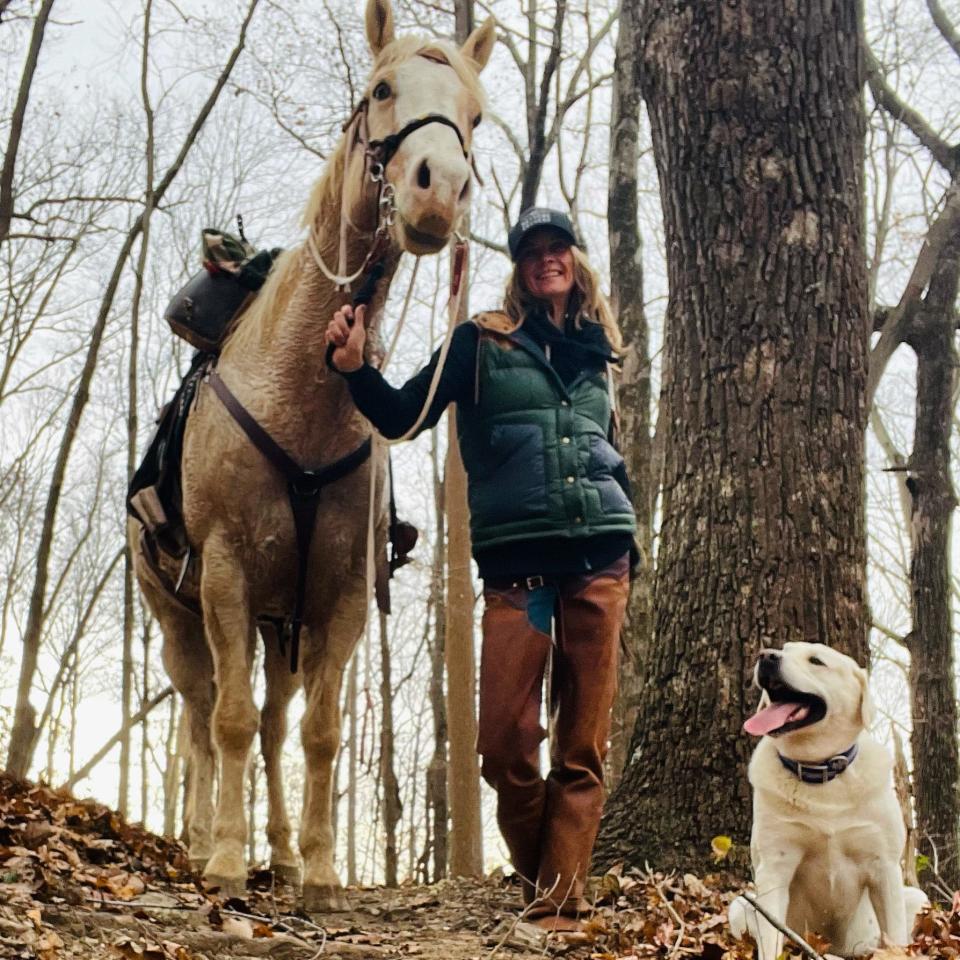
[1,0,959,896]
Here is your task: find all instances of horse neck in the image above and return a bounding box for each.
[224,202,396,380]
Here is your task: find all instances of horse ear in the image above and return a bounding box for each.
[461,17,496,72]
[365,0,395,54]
[858,667,876,729]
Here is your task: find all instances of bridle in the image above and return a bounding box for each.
[307,86,476,292]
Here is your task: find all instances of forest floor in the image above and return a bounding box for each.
[0,775,952,960]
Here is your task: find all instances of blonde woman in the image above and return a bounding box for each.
[326,207,635,932]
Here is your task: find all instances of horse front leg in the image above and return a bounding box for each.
[261,629,301,885]
[201,542,259,897]
[299,592,366,913]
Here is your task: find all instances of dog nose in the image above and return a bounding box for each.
[757,649,781,681]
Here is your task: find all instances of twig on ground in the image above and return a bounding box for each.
[486,873,561,958]
[644,863,685,959]
[743,892,826,960]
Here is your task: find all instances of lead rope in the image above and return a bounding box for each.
[360,238,468,658]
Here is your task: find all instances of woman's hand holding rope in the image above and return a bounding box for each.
[326,304,367,372]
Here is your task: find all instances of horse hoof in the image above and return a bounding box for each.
[270,862,301,887]
[302,883,349,913]
[205,874,247,899]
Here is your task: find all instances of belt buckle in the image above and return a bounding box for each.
[524,575,545,590]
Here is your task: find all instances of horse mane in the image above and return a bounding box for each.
[239,35,486,331]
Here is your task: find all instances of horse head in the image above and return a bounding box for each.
[342,0,496,256]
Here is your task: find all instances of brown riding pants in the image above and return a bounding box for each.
[477,554,629,917]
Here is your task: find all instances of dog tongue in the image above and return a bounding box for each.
[743,701,809,736]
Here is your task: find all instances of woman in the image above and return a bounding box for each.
[326,207,635,932]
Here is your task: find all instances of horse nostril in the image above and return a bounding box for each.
[459,177,470,202]
[417,160,431,190]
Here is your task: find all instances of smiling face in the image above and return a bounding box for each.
[516,227,576,306]
[745,642,873,760]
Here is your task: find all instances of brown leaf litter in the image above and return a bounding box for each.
[0,775,951,959]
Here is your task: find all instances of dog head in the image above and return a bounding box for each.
[744,642,873,756]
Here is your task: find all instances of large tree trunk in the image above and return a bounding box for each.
[904,228,960,890]
[604,0,651,788]
[595,0,870,873]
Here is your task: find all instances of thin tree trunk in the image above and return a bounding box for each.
[163,696,181,837]
[346,652,359,886]
[444,0,484,879]
[596,0,870,873]
[378,610,402,887]
[427,428,449,881]
[140,617,151,825]
[903,226,960,890]
[247,754,258,866]
[0,0,56,248]
[604,0,651,790]
[5,0,262,778]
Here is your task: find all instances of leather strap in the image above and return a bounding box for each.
[206,368,372,672]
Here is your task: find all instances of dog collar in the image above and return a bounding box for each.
[778,743,859,784]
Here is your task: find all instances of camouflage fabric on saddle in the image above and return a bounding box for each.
[164,228,282,352]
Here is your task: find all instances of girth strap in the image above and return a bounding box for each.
[207,368,372,672]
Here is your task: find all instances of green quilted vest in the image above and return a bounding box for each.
[456,312,637,552]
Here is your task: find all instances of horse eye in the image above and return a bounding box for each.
[472,114,482,128]
[373,81,391,101]
[809,656,825,666]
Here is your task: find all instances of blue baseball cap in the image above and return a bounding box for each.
[508,207,579,261]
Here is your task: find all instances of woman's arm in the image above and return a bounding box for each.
[326,304,478,439]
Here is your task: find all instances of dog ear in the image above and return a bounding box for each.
[857,667,876,729]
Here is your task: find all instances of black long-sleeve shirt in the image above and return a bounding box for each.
[335,309,635,580]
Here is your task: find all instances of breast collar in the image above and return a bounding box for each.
[778,742,859,784]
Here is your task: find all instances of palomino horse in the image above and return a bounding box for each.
[132,0,494,910]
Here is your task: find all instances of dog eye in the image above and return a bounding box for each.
[373,81,392,101]
[809,656,825,666]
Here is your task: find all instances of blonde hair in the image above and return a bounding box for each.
[503,244,623,353]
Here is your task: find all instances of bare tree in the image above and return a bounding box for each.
[5,0,263,779]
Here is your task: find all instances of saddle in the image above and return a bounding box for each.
[128,225,418,632]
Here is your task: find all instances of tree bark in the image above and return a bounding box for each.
[604,0,651,789]
[595,0,870,873]
[903,226,960,890]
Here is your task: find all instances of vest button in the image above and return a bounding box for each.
[560,400,569,406]
[561,436,571,444]
[574,516,583,523]
[566,475,575,484]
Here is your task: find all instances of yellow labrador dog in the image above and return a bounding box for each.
[729,642,927,958]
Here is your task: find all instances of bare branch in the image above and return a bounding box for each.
[865,46,958,175]
[867,181,960,409]
[926,0,960,63]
